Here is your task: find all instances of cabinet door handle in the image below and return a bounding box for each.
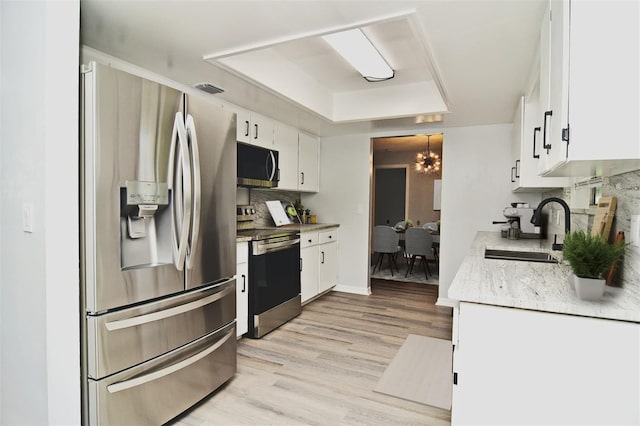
[532,126,541,159]
[511,166,516,183]
[515,159,520,178]
[241,274,246,293]
[254,123,258,140]
[300,257,303,272]
[244,120,250,138]
[300,172,305,185]
[321,251,325,264]
[543,110,552,152]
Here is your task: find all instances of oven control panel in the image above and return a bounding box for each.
[237,204,256,230]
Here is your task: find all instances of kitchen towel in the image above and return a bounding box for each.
[374,334,452,410]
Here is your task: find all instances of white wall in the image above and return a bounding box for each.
[304,124,541,302]
[0,1,80,424]
[303,134,372,295]
[438,124,541,304]
[0,2,3,418]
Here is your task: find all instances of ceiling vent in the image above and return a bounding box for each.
[193,83,225,94]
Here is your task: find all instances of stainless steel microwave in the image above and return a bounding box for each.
[237,142,279,188]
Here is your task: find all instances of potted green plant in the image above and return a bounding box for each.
[562,230,625,300]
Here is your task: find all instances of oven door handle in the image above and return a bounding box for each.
[253,239,300,255]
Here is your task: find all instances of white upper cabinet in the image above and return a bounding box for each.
[511,94,570,192]
[273,124,320,193]
[236,108,274,148]
[539,0,640,177]
[298,132,320,192]
[273,124,300,191]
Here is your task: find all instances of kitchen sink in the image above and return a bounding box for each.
[484,248,559,264]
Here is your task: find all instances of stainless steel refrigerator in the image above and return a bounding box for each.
[80,62,237,425]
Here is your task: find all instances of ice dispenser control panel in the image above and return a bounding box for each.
[121,181,169,217]
[121,181,170,240]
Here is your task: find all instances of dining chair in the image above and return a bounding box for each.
[393,220,407,231]
[422,222,440,262]
[372,225,402,276]
[423,222,438,232]
[404,227,435,279]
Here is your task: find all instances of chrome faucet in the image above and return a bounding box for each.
[530,197,571,250]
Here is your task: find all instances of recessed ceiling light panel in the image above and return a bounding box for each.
[322,29,394,82]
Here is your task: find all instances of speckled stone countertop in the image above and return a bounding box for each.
[448,231,640,323]
[289,223,339,232]
[235,223,339,242]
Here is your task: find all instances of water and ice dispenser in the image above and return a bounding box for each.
[120,181,172,269]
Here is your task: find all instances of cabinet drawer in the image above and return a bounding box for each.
[236,242,248,264]
[300,232,319,248]
[319,229,338,245]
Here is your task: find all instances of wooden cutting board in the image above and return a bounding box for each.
[591,196,616,239]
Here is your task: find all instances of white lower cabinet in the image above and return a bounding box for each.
[300,234,320,304]
[300,228,338,304]
[318,230,337,294]
[235,242,249,337]
[452,302,640,425]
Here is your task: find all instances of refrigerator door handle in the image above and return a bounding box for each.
[104,284,234,331]
[106,328,234,394]
[167,112,192,271]
[185,114,201,269]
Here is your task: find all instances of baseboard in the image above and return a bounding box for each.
[332,284,371,296]
[436,297,459,308]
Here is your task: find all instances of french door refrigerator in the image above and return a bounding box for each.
[80,62,237,425]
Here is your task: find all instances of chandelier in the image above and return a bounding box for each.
[415,134,441,174]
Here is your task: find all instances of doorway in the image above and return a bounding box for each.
[370,133,443,286]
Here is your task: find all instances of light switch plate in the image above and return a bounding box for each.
[630,215,640,247]
[23,203,34,233]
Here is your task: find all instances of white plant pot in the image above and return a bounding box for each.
[574,276,606,301]
[567,272,575,290]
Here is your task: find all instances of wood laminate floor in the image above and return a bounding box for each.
[171,280,453,426]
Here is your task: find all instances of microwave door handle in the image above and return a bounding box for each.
[267,150,276,181]
[168,112,191,270]
[185,114,201,269]
[106,328,234,394]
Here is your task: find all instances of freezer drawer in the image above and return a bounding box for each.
[88,322,236,425]
[87,279,235,379]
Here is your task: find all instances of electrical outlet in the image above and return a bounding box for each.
[630,215,640,247]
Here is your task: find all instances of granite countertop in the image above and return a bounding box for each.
[235,223,339,242]
[448,231,640,323]
[289,223,340,232]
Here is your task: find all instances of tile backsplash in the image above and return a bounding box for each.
[542,169,640,287]
[240,188,301,227]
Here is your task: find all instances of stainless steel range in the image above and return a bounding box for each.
[237,206,301,338]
